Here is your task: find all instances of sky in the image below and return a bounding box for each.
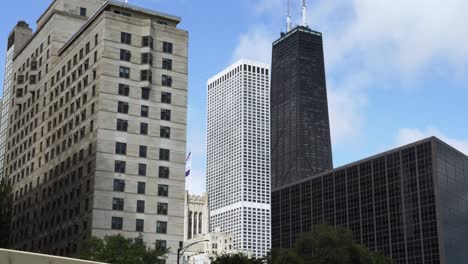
[1,0,468,195]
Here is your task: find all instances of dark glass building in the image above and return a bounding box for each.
[270,26,333,190]
[271,137,468,264]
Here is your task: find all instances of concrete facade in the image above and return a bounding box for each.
[0,249,106,264]
[183,232,237,264]
[2,1,188,263]
[184,192,210,241]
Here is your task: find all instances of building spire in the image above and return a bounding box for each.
[286,0,292,32]
[301,0,308,27]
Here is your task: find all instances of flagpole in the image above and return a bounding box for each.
[185,152,192,192]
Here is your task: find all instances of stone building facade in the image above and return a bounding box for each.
[184,192,210,241]
[1,1,188,262]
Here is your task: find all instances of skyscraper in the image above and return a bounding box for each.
[270,25,333,190]
[207,60,271,257]
[0,21,32,180]
[1,1,188,262]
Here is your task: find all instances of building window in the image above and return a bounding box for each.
[121,32,132,45]
[157,203,168,215]
[159,149,170,161]
[142,36,154,49]
[112,198,124,211]
[159,166,169,179]
[115,142,127,155]
[140,70,152,82]
[138,163,146,176]
[162,58,172,70]
[30,75,37,84]
[111,217,123,230]
[117,101,129,114]
[80,7,87,17]
[119,66,130,79]
[156,221,167,234]
[156,240,167,251]
[114,160,126,173]
[116,119,128,131]
[163,42,173,53]
[160,126,171,138]
[141,105,149,117]
[140,123,148,135]
[161,109,171,121]
[137,182,146,194]
[139,145,147,158]
[120,49,131,62]
[114,10,132,17]
[141,53,153,66]
[136,219,144,232]
[136,200,145,213]
[158,184,169,197]
[161,92,171,104]
[161,75,172,87]
[118,84,130,96]
[141,87,150,100]
[113,179,125,192]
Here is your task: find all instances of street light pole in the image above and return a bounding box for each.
[177,239,210,264]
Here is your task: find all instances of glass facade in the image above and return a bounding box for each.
[272,138,468,264]
[270,26,333,190]
[435,141,468,264]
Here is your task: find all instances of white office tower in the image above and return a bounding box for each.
[206,60,271,257]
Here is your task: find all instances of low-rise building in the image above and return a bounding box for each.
[183,232,244,264]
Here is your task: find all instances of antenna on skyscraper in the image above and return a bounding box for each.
[286,0,292,32]
[301,0,308,27]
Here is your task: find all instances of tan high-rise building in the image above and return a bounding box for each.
[1,1,188,262]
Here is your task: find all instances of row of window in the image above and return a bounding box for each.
[120,49,173,70]
[115,142,170,160]
[112,198,168,214]
[118,84,172,102]
[117,101,171,120]
[121,32,173,53]
[111,216,168,236]
[113,179,169,194]
[116,119,170,138]
[118,66,173,85]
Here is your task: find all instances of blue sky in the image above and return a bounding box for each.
[2,0,468,195]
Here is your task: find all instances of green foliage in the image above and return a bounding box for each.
[272,225,394,264]
[211,253,265,264]
[0,178,13,248]
[80,234,168,264]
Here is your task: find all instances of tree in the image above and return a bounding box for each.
[80,234,168,264]
[273,225,394,264]
[0,178,13,248]
[211,253,265,264]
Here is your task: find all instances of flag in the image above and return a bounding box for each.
[185,152,192,177]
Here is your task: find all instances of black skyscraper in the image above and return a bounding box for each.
[270,26,333,190]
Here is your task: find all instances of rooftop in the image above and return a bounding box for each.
[273,25,322,46]
[273,136,468,191]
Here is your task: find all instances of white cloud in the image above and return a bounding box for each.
[311,0,468,75]
[231,25,274,64]
[327,72,369,144]
[396,127,468,155]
